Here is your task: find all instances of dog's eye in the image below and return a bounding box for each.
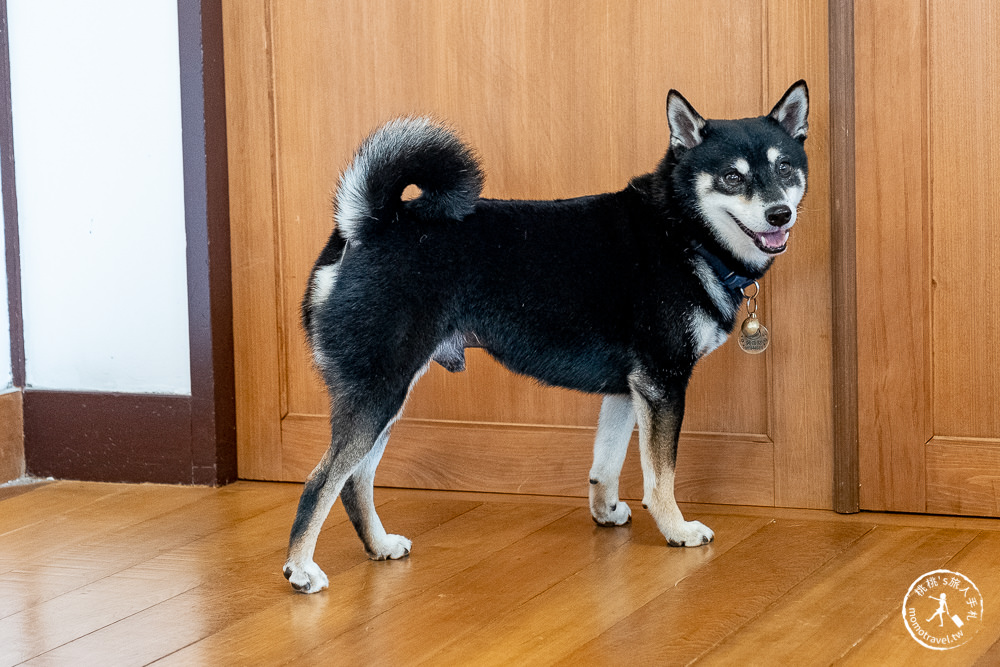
[777,160,792,176]
[723,171,744,187]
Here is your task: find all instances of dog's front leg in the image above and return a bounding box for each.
[589,394,635,526]
[629,380,714,547]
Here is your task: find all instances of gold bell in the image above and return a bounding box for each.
[741,316,761,336]
[737,314,769,354]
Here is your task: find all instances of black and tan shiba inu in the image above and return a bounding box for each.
[284,81,809,593]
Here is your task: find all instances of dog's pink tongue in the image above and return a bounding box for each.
[760,230,789,249]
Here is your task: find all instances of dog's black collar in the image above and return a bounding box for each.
[689,242,758,291]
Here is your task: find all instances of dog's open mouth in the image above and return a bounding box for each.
[728,213,789,254]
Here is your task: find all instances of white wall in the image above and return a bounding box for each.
[8,0,191,394]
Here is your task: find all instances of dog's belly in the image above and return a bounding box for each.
[482,340,631,395]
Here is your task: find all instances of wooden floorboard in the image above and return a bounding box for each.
[3,482,1000,665]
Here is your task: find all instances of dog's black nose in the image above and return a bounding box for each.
[765,205,792,228]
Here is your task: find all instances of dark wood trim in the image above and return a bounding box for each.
[23,391,194,484]
[178,0,237,485]
[829,0,859,513]
[0,0,24,388]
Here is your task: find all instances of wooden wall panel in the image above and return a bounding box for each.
[855,0,929,512]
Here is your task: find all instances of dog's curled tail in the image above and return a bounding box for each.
[334,117,484,242]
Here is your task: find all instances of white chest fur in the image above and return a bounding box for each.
[689,307,729,358]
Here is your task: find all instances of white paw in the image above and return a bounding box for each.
[592,501,632,527]
[368,534,412,561]
[664,520,714,547]
[283,559,329,594]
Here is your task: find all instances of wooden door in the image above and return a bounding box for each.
[223,0,834,509]
[856,0,1000,515]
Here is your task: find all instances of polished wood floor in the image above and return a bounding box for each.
[3,480,1000,665]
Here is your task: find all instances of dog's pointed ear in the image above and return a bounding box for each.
[768,80,809,141]
[666,90,706,150]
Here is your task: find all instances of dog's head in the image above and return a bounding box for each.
[667,81,809,270]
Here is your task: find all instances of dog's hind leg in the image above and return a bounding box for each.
[589,394,635,526]
[283,363,429,593]
[629,376,714,547]
[337,362,430,560]
[282,436,361,594]
[339,422,412,560]
[282,406,400,593]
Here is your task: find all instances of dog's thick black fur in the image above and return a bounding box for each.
[284,83,809,593]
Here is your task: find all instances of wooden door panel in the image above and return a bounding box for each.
[271,0,771,428]
[225,0,284,480]
[929,3,1000,441]
[925,0,1000,515]
[225,0,833,509]
[855,0,930,513]
[857,0,1000,515]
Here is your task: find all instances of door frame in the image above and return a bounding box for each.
[829,0,860,513]
[1,0,237,485]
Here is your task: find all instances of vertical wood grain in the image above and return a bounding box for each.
[921,0,1000,515]
[222,0,284,479]
[928,1,1000,440]
[828,0,860,513]
[227,1,834,507]
[268,0,771,434]
[767,0,835,510]
[857,0,1000,515]
[855,0,929,512]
